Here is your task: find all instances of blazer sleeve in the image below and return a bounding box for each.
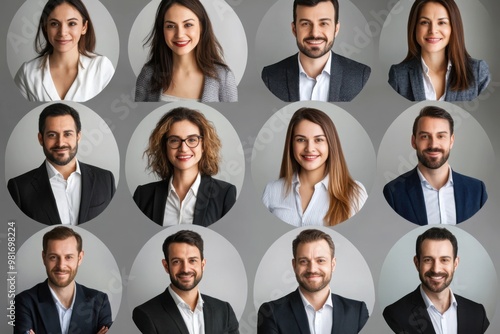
[382,305,403,334]
[219,67,238,102]
[14,63,29,100]
[132,306,158,334]
[480,180,488,207]
[358,301,369,332]
[13,293,35,334]
[7,178,21,208]
[257,302,279,334]
[382,182,396,209]
[222,184,237,217]
[135,65,158,102]
[388,65,399,93]
[226,301,240,334]
[96,292,113,329]
[477,60,491,96]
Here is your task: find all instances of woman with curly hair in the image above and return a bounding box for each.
[133,107,236,226]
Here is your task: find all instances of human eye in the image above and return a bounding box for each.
[295,137,306,143]
[419,19,429,25]
[168,137,180,144]
[187,136,198,143]
[165,23,175,29]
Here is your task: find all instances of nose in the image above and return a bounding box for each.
[310,24,319,37]
[305,140,315,152]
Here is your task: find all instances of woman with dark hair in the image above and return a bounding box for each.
[135,0,237,102]
[14,0,114,102]
[133,107,237,226]
[262,107,367,226]
[388,0,490,101]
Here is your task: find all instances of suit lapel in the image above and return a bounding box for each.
[286,55,300,101]
[193,176,211,227]
[153,180,169,225]
[78,162,94,224]
[331,293,344,334]
[161,289,190,334]
[409,288,436,334]
[32,163,62,225]
[289,290,311,334]
[69,282,93,333]
[409,59,426,101]
[37,281,63,333]
[328,52,342,101]
[203,297,214,334]
[406,168,428,225]
[451,171,466,223]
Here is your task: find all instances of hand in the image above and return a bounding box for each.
[96,326,109,334]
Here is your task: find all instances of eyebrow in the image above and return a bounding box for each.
[48,17,80,22]
[294,134,326,138]
[417,130,449,135]
[164,18,196,24]
[419,16,449,20]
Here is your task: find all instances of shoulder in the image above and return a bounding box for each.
[263,178,287,197]
[263,54,297,73]
[454,293,486,311]
[137,63,156,79]
[201,294,232,308]
[332,293,365,308]
[214,64,233,78]
[135,179,166,192]
[16,282,44,300]
[451,170,484,186]
[8,166,40,183]
[384,168,417,189]
[19,57,43,72]
[76,282,108,300]
[80,162,113,177]
[134,292,165,314]
[204,175,235,190]
[332,52,370,72]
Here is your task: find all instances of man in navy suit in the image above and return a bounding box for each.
[14,226,112,334]
[261,0,370,102]
[257,229,369,334]
[383,105,487,225]
[383,227,489,334]
[132,230,239,334]
[7,103,115,225]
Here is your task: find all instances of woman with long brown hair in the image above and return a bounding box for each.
[388,0,490,101]
[262,107,367,226]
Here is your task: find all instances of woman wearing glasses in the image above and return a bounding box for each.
[133,107,236,226]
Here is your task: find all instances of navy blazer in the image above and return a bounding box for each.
[383,167,487,225]
[261,52,371,102]
[14,280,112,334]
[383,287,489,334]
[133,175,236,226]
[388,57,490,101]
[257,289,369,334]
[132,287,239,334]
[7,162,115,225]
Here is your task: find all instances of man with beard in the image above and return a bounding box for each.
[7,103,115,225]
[132,230,239,334]
[14,226,112,334]
[383,105,487,225]
[383,227,489,334]
[257,229,368,333]
[261,0,370,102]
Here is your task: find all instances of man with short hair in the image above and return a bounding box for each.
[383,227,489,333]
[132,229,239,334]
[261,0,371,102]
[14,226,112,334]
[8,103,115,225]
[383,105,487,225]
[257,229,369,333]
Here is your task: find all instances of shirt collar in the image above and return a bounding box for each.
[48,281,77,311]
[46,159,81,179]
[298,51,332,78]
[420,284,458,310]
[421,57,452,75]
[416,165,454,187]
[168,285,204,312]
[298,287,333,310]
[168,172,202,196]
[293,173,329,189]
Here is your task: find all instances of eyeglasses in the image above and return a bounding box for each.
[166,135,203,149]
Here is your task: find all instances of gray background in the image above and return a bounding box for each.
[1,0,499,333]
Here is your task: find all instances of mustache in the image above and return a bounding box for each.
[424,148,444,153]
[303,272,324,278]
[304,36,327,42]
[424,270,447,278]
[50,145,71,150]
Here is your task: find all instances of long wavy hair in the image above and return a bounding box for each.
[35,0,96,58]
[145,107,221,180]
[144,0,228,93]
[279,107,363,226]
[404,0,473,91]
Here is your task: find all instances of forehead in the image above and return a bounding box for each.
[168,242,201,258]
[168,120,200,136]
[49,2,82,19]
[420,239,454,257]
[296,1,336,20]
[296,239,332,258]
[46,237,79,254]
[416,116,451,133]
[44,115,78,132]
[294,119,325,136]
[164,3,198,21]
[419,2,449,17]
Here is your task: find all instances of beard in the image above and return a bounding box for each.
[43,142,78,166]
[296,35,334,59]
[170,271,203,292]
[47,266,78,288]
[417,147,450,169]
[420,269,454,293]
[296,271,331,293]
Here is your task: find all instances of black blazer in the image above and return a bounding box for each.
[132,288,239,334]
[383,287,489,334]
[257,289,369,334]
[383,167,487,225]
[261,52,371,102]
[14,280,112,334]
[7,162,115,225]
[388,57,490,101]
[133,175,236,226]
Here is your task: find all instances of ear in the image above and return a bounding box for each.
[331,257,336,273]
[38,132,43,146]
[411,135,417,150]
[291,21,297,38]
[77,250,84,266]
[81,20,88,35]
[201,258,206,272]
[450,133,455,149]
[334,22,340,37]
[77,131,81,143]
[413,255,419,271]
[453,256,459,271]
[162,259,170,274]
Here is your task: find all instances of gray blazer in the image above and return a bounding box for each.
[135,64,238,102]
[388,57,490,101]
[261,52,371,102]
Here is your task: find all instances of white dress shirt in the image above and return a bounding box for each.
[168,286,205,334]
[420,285,458,334]
[46,160,82,225]
[14,53,114,102]
[298,51,332,101]
[299,288,333,334]
[262,174,367,226]
[421,57,452,101]
[163,173,201,226]
[417,166,456,225]
[49,282,77,334]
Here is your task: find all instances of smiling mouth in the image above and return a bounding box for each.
[176,155,193,161]
[302,155,319,160]
[173,41,190,47]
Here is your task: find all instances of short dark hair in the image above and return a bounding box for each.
[293,0,339,24]
[416,227,458,260]
[163,230,204,261]
[412,105,454,137]
[43,226,83,253]
[39,103,82,134]
[292,229,335,258]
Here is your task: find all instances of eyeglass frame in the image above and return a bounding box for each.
[165,135,203,149]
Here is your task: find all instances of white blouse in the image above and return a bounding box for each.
[262,174,367,226]
[14,54,114,102]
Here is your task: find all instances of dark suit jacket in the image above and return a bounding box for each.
[261,52,371,102]
[388,57,490,101]
[132,287,239,334]
[383,167,487,225]
[7,162,115,225]
[257,289,369,334]
[383,287,489,334]
[133,175,236,226]
[14,280,112,334]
